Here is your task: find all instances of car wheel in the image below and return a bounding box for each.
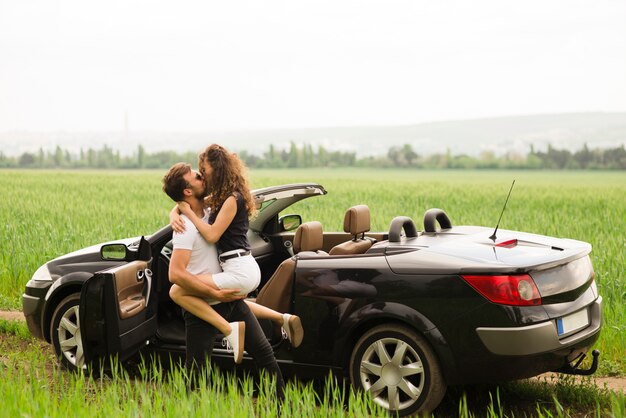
[50,294,86,371]
[349,324,446,416]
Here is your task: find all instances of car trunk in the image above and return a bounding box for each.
[385,226,593,277]
[530,255,594,299]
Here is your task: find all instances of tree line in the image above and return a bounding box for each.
[1,142,625,170]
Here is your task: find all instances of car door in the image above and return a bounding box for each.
[79,252,157,367]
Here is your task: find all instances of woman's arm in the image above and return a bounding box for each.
[169,205,185,233]
[178,195,238,243]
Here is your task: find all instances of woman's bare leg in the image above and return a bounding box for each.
[169,284,231,335]
[194,274,283,324]
[245,301,284,324]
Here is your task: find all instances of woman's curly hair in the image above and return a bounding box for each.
[199,144,256,217]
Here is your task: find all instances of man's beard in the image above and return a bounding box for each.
[194,184,209,200]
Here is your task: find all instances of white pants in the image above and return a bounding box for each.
[212,254,261,296]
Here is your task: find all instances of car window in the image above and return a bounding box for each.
[279,199,337,230]
[278,200,307,221]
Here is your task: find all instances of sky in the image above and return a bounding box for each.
[1,0,625,133]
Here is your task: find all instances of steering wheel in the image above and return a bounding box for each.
[423,208,452,233]
[389,216,418,242]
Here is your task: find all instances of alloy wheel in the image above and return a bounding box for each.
[359,337,425,411]
[55,304,85,369]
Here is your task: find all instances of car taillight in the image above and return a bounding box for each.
[461,274,542,306]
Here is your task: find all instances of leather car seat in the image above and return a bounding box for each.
[256,221,327,313]
[329,205,374,255]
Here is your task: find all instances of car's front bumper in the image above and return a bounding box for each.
[22,293,44,340]
[476,296,602,357]
[22,278,52,341]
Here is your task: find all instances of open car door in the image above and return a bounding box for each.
[79,238,157,368]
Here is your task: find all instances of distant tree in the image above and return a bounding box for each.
[479,150,497,168]
[574,143,593,169]
[318,145,328,167]
[303,144,314,167]
[87,148,96,167]
[402,144,418,166]
[602,145,626,169]
[503,151,526,169]
[137,144,145,168]
[266,144,276,162]
[287,142,299,168]
[545,145,572,169]
[450,154,477,169]
[442,149,452,169]
[19,152,36,167]
[37,147,45,166]
[525,152,542,169]
[239,150,260,168]
[0,152,15,167]
[53,146,64,167]
[387,146,405,166]
[261,144,285,168]
[5,141,624,171]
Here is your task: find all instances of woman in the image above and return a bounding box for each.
[169,144,303,363]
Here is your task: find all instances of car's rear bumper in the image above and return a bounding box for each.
[476,296,602,356]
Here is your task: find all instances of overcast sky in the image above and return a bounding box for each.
[1,0,625,132]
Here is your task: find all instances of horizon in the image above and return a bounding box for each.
[1,111,624,159]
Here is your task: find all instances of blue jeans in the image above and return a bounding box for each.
[183,299,285,400]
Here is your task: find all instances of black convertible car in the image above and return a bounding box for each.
[22,183,602,416]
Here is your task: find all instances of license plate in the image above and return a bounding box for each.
[556,309,589,336]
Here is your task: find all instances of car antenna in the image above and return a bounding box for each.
[489,180,516,242]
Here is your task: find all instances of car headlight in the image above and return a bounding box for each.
[32,264,52,282]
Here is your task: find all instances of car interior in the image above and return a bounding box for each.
[111,260,150,320]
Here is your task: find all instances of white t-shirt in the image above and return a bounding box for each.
[172,209,221,275]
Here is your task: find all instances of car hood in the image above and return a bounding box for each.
[43,236,140,279]
[384,226,592,275]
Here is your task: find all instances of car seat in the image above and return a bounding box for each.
[329,205,374,255]
[256,221,327,313]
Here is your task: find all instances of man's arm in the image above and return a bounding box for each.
[169,248,242,302]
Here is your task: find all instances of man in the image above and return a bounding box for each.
[162,162,284,398]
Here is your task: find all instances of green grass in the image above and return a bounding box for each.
[0,318,33,339]
[1,168,625,375]
[0,324,384,417]
[0,323,624,417]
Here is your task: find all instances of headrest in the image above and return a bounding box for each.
[294,221,324,253]
[343,205,370,236]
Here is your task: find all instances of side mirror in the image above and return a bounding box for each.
[279,214,302,232]
[101,243,128,261]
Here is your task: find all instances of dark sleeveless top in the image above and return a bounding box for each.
[209,192,251,253]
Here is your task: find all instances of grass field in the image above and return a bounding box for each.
[1,168,625,374]
[0,168,625,416]
[0,319,624,417]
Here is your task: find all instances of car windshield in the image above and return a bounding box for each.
[257,198,277,213]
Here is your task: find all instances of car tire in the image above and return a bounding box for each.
[349,324,446,416]
[50,294,86,371]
